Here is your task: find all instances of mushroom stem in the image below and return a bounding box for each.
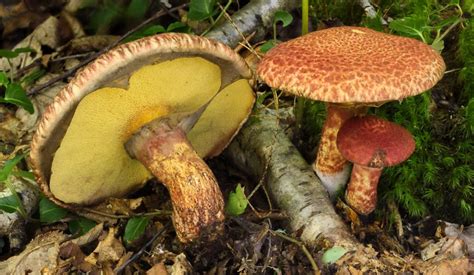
[313,104,366,198]
[125,118,225,243]
[345,164,383,215]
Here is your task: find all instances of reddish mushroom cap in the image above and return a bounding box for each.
[337,116,415,168]
[256,26,445,103]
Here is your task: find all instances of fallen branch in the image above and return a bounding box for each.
[358,0,388,25]
[206,0,300,48]
[226,108,359,249]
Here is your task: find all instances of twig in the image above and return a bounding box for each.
[358,0,388,25]
[115,222,171,274]
[387,198,403,239]
[246,159,274,218]
[219,7,258,58]
[84,208,172,219]
[51,52,94,62]
[270,229,321,275]
[232,31,257,53]
[27,4,187,96]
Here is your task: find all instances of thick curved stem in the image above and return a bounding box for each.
[125,119,225,243]
[313,104,359,198]
[345,164,383,215]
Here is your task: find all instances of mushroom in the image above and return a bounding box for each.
[29,33,255,243]
[256,26,445,198]
[336,115,415,215]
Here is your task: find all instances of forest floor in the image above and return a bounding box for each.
[0,0,473,274]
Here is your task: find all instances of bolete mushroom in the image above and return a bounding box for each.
[29,33,255,243]
[256,26,445,197]
[336,115,415,215]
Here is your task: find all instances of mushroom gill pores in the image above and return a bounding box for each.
[30,33,255,243]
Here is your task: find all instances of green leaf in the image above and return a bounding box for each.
[13,47,34,54]
[225,184,248,216]
[0,195,21,213]
[39,197,68,223]
[0,49,19,59]
[389,16,428,41]
[431,39,444,52]
[188,0,216,21]
[260,40,277,53]
[124,216,149,244]
[21,68,46,86]
[125,0,149,20]
[141,25,166,35]
[0,72,9,86]
[3,83,34,113]
[167,22,190,33]
[273,10,293,27]
[0,153,27,182]
[123,24,166,43]
[322,246,348,264]
[69,217,97,235]
[12,170,35,180]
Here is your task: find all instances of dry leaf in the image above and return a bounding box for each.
[0,16,65,72]
[85,227,125,265]
[70,223,104,246]
[147,262,169,275]
[168,253,193,275]
[0,231,67,274]
[443,222,474,259]
[0,1,47,37]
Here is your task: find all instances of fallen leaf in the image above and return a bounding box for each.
[147,262,169,275]
[168,253,193,274]
[85,227,125,265]
[443,222,474,259]
[0,231,67,274]
[70,223,104,246]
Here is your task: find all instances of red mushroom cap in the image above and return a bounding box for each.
[337,116,415,168]
[256,26,445,103]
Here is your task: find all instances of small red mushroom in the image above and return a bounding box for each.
[336,116,415,215]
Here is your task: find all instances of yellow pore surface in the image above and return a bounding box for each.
[51,57,223,204]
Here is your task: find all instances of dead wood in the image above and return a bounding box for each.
[226,108,359,249]
[205,0,300,48]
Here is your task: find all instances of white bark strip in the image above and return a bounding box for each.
[206,0,300,48]
[226,109,358,248]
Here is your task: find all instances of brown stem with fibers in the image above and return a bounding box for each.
[345,164,383,215]
[125,118,225,243]
[313,104,366,198]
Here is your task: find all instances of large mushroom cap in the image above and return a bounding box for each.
[337,116,415,168]
[30,33,254,205]
[256,26,445,103]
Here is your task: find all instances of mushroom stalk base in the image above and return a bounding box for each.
[314,104,366,198]
[125,119,225,243]
[345,164,383,215]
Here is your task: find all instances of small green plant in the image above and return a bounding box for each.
[123,22,190,43]
[260,10,294,53]
[225,183,248,216]
[387,0,464,51]
[0,48,37,114]
[0,153,31,218]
